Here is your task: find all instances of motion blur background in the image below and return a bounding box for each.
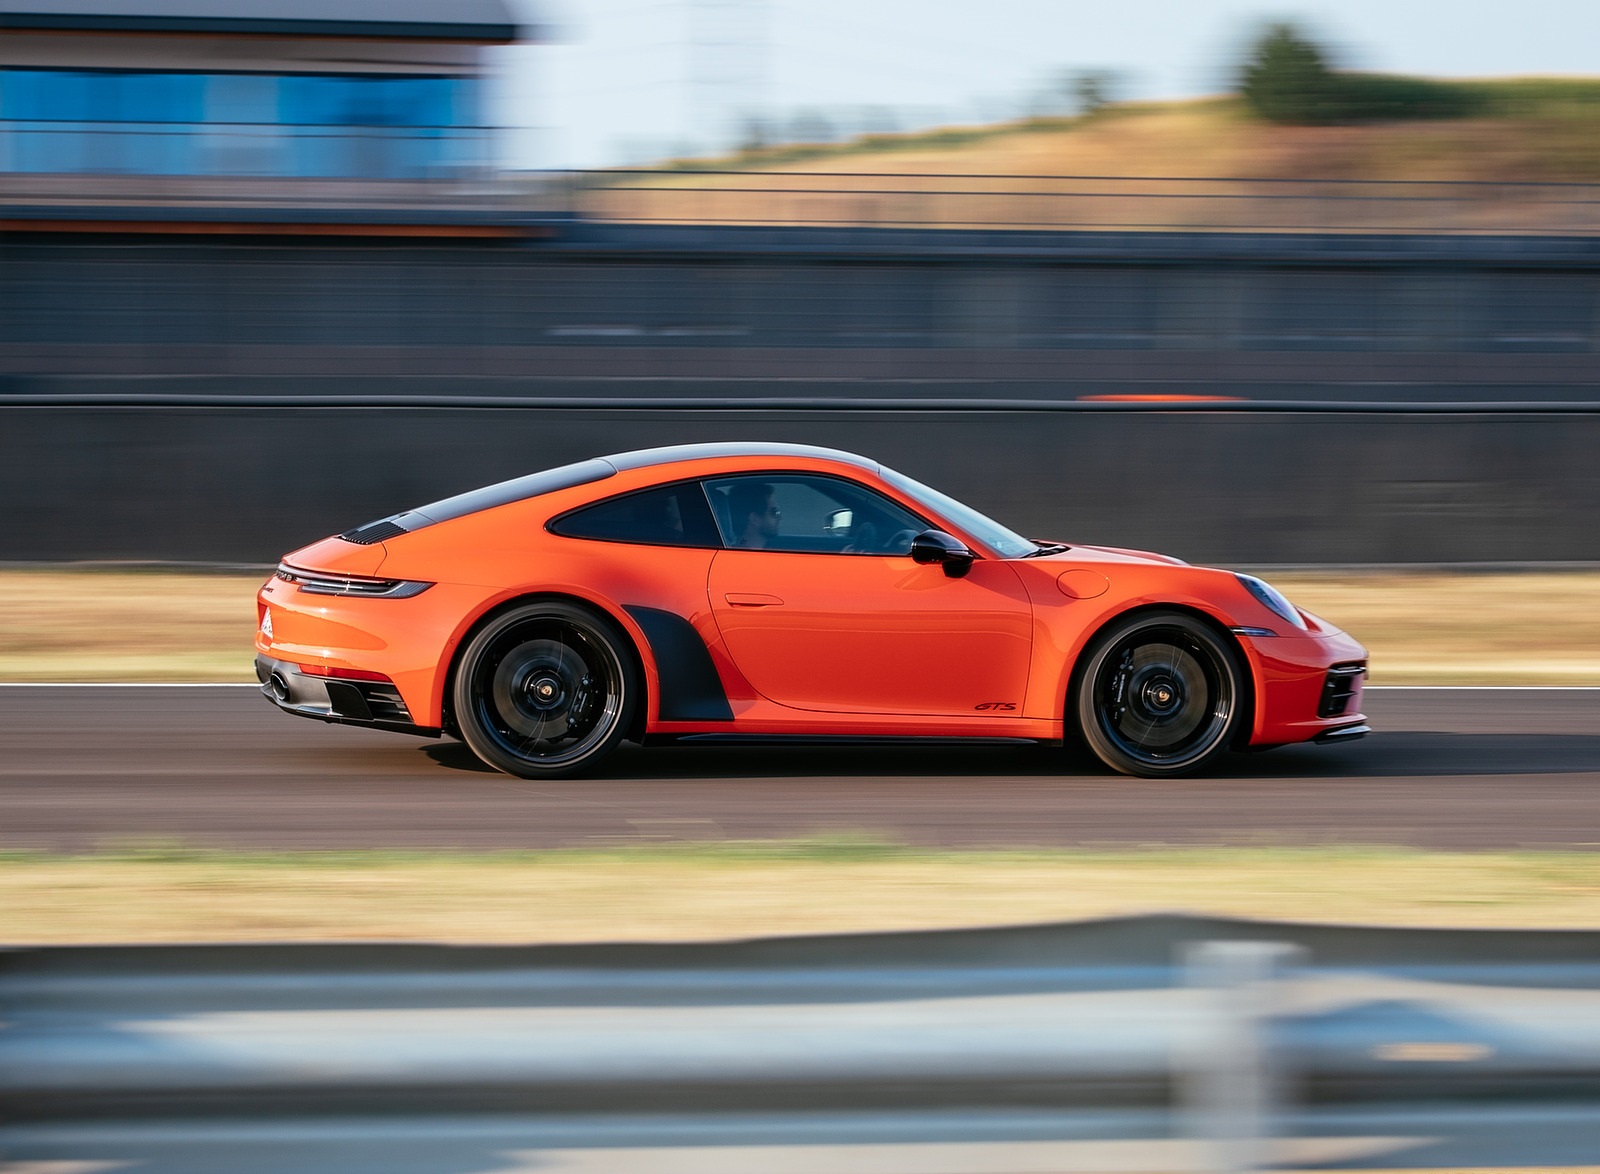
[7,5,1600,1171]
[4,0,1600,564]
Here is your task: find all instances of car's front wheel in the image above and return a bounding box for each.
[452,601,638,779]
[1074,610,1245,778]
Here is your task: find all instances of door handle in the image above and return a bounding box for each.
[724,593,784,607]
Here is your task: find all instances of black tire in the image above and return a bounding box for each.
[1074,610,1245,778]
[452,601,638,779]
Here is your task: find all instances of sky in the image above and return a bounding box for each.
[487,0,1600,169]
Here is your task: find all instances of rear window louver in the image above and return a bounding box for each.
[339,519,410,545]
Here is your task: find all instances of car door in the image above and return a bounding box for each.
[703,472,1033,716]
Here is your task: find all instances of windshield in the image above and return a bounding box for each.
[879,468,1040,559]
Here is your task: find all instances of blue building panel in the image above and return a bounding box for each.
[0,68,487,177]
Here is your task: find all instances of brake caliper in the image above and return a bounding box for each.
[1109,648,1134,722]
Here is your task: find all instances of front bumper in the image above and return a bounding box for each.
[254,655,440,738]
[1313,722,1371,744]
[1239,625,1371,747]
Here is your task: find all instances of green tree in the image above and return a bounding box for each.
[1238,23,1485,125]
[1238,23,1341,124]
[1073,69,1118,116]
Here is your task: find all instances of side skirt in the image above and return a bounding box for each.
[645,734,1056,747]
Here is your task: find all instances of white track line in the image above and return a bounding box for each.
[1364,685,1600,691]
[2,683,1599,691]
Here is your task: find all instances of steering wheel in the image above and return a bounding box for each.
[885,528,918,555]
[843,521,879,554]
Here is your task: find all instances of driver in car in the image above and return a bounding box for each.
[730,481,781,549]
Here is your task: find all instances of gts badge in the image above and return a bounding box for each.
[974,701,1017,712]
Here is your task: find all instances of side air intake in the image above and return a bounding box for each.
[339,519,410,545]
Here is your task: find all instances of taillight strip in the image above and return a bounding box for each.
[276,563,432,599]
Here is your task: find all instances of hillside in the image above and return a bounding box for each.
[700,82,1600,183]
[583,85,1600,233]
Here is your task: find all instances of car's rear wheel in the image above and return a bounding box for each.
[453,601,638,779]
[1074,610,1244,778]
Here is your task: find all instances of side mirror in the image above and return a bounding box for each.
[909,529,975,578]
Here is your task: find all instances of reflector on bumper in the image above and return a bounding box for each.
[254,656,437,737]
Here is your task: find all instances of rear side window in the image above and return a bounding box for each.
[549,483,721,548]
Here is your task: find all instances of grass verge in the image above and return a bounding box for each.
[4,844,1600,944]
[0,567,1596,685]
[1262,570,1600,686]
[663,85,1600,184]
[0,568,263,682]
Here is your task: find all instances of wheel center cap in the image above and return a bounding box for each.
[527,674,564,706]
[1140,677,1183,716]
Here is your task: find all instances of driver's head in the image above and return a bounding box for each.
[729,481,779,548]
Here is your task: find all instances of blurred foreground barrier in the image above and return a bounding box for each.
[13,169,1600,234]
[4,914,1600,1173]
[4,400,1600,564]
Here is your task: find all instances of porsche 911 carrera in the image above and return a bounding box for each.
[256,443,1368,778]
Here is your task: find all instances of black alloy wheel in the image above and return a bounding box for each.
[452,601,638,778]
[1074,610,1245,778]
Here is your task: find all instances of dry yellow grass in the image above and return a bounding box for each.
[0,567,1594,686]
[760,103,1597,185]
[1266,570,1600,685]
[596,98,1600,232]
[0,568,263,682]
[760,103,1275,180]
[4,846,1600,944]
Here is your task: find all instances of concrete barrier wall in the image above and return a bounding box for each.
[4,231,1600,398]
[5,405,1596,564]
[5,229,1598,563]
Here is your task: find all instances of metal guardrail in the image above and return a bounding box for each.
[551,170,1600,236]
[5,399,1600,564]
[9,166,1600,235]
[0,167,514,220]
[5,914,1600,1172]
[6,393,1600,413]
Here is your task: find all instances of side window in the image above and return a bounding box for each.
[703,474,926,554]
[549,482,721,548]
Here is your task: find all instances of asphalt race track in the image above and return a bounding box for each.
[2,686,1598,851]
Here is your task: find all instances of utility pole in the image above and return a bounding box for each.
[687,0,769,155]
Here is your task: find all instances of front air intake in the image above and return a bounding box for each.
[339,519,410,545]
[1318,663,1366,718]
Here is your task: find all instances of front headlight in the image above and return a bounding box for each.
[1235,574,1308,631]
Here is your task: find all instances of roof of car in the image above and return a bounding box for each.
[338,442,879,543]
[604,443,878,473]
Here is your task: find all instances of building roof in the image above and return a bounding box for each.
[0,0,521,41]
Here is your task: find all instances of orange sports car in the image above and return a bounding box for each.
[256,443,1368,779]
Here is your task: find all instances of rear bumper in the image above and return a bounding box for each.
[254,655,441,738]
